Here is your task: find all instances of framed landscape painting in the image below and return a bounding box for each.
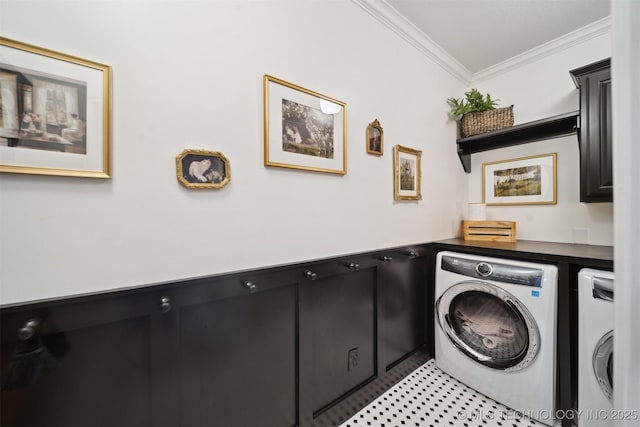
[263,74,346,175]
[0,37,112,178]
[482,153,557,206]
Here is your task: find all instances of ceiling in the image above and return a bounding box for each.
[383,0,610,74]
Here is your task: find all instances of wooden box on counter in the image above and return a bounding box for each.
[462,220,517,242]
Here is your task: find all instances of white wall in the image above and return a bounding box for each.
[611,0,640,419]
[467,33,613,245]
[0,0,467,305]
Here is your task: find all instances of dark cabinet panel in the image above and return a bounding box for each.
[176,285,297,426]
[378,251,426,370]
[299,263,376,420]
[598,79,613,188]
[1,300,153,426]
[570,58,613,202]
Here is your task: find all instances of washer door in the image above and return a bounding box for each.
[593,330,613,402]
[436,280,540,371]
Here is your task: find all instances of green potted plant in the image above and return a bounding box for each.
[447,88,513,137]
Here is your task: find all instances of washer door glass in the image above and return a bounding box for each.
[593,331,613,402]
[437,281,540,371]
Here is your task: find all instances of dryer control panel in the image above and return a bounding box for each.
[441,255,543,287]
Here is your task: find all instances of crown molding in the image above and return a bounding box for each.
[351,0,473,84]
[352,0,611,86]
[472,17,612,83]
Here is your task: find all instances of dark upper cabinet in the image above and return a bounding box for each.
[570,58,613,202]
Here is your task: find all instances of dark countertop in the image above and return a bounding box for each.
[430,238,613,265]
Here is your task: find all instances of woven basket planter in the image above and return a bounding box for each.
[461,106,514,137]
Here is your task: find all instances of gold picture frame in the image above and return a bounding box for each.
[0,37,112,178]
[176,149,230,189]
[394,145,422,201]
[366,118,383,155]
[482,153,557,205]
[263,74,347,175]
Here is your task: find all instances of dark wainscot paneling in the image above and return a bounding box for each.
[377,249,427,372]
[298,256,377,422]
[1,244,431,427]
[1,291,154,426]
[168,270,298,426]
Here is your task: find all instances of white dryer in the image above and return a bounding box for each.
[435,251,558,426]
[578,269,614,426]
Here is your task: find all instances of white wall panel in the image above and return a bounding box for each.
[0,0,467,304]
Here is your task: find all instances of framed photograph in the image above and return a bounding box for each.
[366,118,383,155]
[0,37,112,178]
[394,145,422,201]
[176,149,230,189]
[263,74,346,175]
[482,153,557,206]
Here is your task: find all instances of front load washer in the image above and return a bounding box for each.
[578,269,614,426]
[435,251,558,426]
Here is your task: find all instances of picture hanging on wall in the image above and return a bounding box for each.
[0,37,112,178]
[366,118,383,155]
[482,153,557,206]
[394,144,422,201]
[176,149,230,189]
[263,74,347,175]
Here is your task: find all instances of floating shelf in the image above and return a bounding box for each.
[456,111,579,173]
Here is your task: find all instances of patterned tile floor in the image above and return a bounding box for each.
[340,359,554,427]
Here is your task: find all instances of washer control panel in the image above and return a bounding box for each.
[441,255,543,287]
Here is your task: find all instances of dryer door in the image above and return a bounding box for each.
[593,330,613,402]
[436,280,540,372]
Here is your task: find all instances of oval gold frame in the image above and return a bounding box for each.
[176,149,230,189]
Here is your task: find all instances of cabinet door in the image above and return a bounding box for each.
[168,276,298,427]
[377,250,426,370]
[298,259,377,422]
[573,60,613,202]
[1,274,298,427]
[1,295,154,426]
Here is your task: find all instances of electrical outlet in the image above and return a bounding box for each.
[348,347,359,371]
[573,227,589,244]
